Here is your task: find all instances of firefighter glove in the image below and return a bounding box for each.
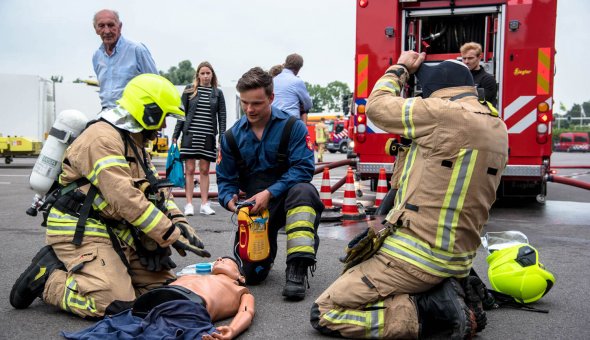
[339,226,393,274]
[172,222,210,258]
[138,246,177,272]
[340,227,373,263]
[136,234,177,272]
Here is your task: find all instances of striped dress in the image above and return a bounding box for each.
[180,86,217,162]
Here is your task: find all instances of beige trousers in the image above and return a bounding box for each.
[312,252,443,339]
[44,240,174,318]
[317,142,326,162]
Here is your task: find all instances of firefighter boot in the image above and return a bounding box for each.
[10,245,65,309]
[282,260,313,301]
[414,278,476,340]
[462,275,489,333]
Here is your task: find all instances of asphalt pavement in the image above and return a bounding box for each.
[0,152,589,339]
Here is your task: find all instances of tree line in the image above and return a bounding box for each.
[558,101,590,128]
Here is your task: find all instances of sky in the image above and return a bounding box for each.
[0,0,587,112]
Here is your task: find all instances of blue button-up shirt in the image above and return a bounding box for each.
[272,69,313,118]
[216,107,315,209]
[92,36,158,109]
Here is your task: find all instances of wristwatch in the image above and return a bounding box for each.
[386,64,408,78]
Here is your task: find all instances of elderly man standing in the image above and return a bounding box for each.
[92,9,158,109]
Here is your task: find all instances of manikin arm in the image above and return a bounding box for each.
[203,293,256,340]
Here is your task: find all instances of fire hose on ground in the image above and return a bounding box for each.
[547,165,590,191]
[547,175,590,190]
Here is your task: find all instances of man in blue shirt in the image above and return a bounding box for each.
[217,67,323,301]
[273,53,313,123]
[92,9,158,109]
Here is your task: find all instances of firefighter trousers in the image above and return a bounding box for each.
[43,239,174,319]
[317,142,326,162]
[235,182,324,284]
[311,252,443,339]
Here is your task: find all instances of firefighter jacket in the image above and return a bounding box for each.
[46,120,183,248]
[366,65,508,279]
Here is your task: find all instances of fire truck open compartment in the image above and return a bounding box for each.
[403,6,500,63]
[411,15,491,57]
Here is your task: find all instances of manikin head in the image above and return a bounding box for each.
[212,257,246,285]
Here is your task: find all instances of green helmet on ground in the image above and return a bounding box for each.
[117,74,185,130]
[487,244,555,304]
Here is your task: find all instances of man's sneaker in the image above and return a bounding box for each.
[10,245,65,309]
[414,278,476,340]
[200,202,215,215]
[184,203,194,216]
[282,261,313,301]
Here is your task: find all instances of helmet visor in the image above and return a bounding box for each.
[166,107,185,121]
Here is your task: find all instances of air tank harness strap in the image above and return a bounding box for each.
[449,92,499,117]
[106,120,167,211]
[49,126,77,145]
[101,218,134,276]
[72,185,97,246]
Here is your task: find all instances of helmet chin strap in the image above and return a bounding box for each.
[141,129,159,142]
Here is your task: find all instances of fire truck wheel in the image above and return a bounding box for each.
[339,144,348,153]
[5,156,12,164]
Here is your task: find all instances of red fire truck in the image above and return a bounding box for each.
[350,0,557,202]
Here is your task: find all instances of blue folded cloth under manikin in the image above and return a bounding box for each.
[62,300,216,340]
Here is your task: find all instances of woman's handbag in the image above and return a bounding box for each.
[166,144,185,188]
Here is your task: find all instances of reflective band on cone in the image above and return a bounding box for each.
[342,167,366,221]
[320,167,334,208]
[375,167,388,208]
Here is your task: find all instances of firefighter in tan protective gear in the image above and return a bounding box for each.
[311,51,509,339]
[10,74,210,319]
[315,117,329,162]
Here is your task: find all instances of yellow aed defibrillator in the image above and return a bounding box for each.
[237,205,270,262]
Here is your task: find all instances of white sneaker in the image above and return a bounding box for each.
[200,203,215,215]
[184,203,194,216]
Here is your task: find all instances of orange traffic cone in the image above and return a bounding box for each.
[342,167,367,221]
[320,167,334,209]
[374,167,388,208]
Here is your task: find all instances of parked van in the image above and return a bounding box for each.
[554,132,589,152]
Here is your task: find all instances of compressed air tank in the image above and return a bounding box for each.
[29,109,88,195]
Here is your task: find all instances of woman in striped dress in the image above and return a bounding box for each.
[173,61,226,216]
